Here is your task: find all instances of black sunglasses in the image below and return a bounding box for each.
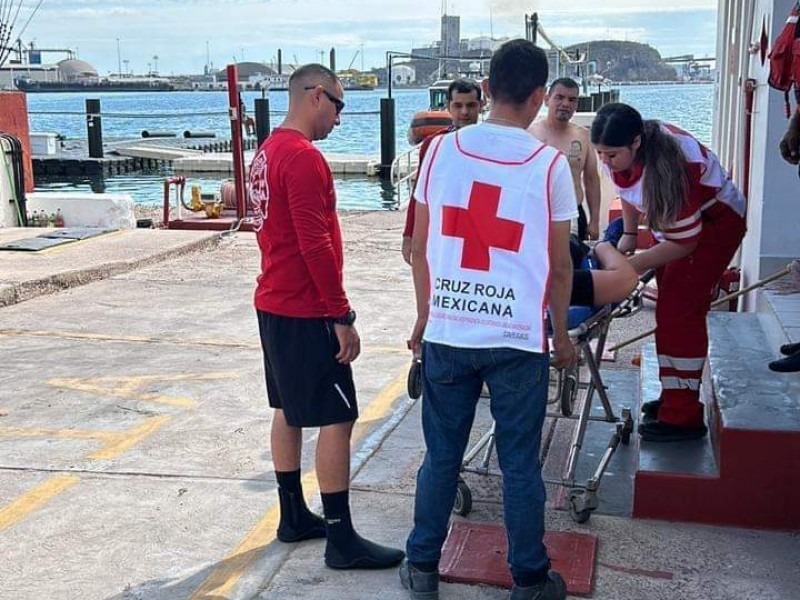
[304,85,344,115]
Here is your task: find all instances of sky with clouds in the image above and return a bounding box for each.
[15,0,718,75]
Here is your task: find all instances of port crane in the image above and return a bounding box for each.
[0,0,46,68]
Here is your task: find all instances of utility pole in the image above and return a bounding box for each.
[116,38,122,77]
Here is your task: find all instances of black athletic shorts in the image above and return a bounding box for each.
[257,310,359,428]
[569,234,595,306]
[571,270,595,306]
[577,204,588,241]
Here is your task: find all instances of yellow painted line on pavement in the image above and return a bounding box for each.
[47,372,238,409]
[37,229,130,255]
[356,368,408,426]
[0,328,261,350]
[188,367,408,600]
[0,475,79,532]
[89,415,172,460]
[0,415,171,460]
[0,329,408,356]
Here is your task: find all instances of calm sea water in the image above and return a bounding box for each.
[29,85,714,210]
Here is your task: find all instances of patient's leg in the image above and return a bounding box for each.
[590,241,639,305]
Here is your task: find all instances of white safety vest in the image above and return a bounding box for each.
[415,122,577,353]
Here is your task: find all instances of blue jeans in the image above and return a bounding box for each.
[406,342,551,582]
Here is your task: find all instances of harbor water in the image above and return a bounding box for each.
[29,85,714,210]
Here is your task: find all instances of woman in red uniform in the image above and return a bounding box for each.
[591,103,747,442]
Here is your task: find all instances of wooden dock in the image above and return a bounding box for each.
[30,137,389,177]
[31,137,261,178]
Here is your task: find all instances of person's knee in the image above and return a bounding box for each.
[319,420,355,441]
[617,268,639,299]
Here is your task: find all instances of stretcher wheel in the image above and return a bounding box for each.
[407,360,422,400]
[620,426,631,445]
[568,489,595,524]
[619,408,633,445]
[560,367,579,417]
[453,479,473,517]
[569,503,592,524]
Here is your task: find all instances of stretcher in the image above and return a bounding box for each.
[406,264,653,524]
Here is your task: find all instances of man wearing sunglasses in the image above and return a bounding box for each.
[248,63,404,570]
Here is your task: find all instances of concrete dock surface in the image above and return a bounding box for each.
[0,211,798,600]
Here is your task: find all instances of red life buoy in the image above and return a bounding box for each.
[407,110,452,145]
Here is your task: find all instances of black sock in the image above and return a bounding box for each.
[275,470,325,542]
[276,469,316,524]
[276,469,303,494]
[321,489,356,544]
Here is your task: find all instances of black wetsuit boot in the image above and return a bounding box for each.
[275,470,326,543]
[769,348,800,373]
[321,490,405,569]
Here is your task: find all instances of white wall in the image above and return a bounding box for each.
[26,193,136,229]
[715,0,800,308]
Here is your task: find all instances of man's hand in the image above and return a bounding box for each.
[617,233,638,255]
[587,219,600,241]
[779,111,800,165]
[334,323,361,364]
[401,236,413,265]
[407,315,427,355]
[551,333,578,369]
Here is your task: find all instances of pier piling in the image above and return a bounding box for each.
[379,97,395,180]
[255,98,270,147]
[85,99,103,159]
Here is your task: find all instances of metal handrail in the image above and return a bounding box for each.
[390,144,420,206]
[28,109,381,118]
[390,144,420,187]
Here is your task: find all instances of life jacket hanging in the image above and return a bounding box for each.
[767,1,800,116]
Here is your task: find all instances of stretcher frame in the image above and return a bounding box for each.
[452,274,651,524]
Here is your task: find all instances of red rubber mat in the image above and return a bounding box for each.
[439,521,597,596]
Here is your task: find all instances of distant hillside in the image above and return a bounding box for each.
[564,40,677,82]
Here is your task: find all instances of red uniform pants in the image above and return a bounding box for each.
[655,207,746,427]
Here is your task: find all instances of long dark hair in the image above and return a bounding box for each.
[591,103,688,231]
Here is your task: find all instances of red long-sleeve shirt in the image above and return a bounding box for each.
[249,128,350,318]
[403,127,453,238]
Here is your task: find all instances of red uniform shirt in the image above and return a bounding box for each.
[249,128,350,318]
[403,126,453,238]
[608,123,745,245]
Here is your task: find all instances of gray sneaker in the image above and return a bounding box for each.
[399,558,439,600]
[509,572,567,600]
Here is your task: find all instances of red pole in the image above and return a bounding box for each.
[742,78,756,201]
[226,64,247,221]
[162,179,171,228]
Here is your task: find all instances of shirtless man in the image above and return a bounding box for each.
[529,78,601,240]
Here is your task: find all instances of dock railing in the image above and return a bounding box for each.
[391,143,420,207]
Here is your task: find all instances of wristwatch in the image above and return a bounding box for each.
[333,309,357,326]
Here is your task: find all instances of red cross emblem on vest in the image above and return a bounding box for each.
[441,181,524,271]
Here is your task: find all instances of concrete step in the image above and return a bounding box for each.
[758,288,800,352]
[633,314,800,529]
[634,343,719,479]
